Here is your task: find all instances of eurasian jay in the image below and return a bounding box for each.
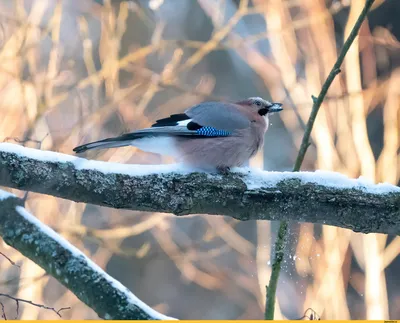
[73,97,283,173]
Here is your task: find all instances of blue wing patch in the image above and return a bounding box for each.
[196,126,231,137]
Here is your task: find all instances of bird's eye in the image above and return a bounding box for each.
[254,101,262,106]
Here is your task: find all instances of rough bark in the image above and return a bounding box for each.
[0,194,173,320]
[0,144,399,235]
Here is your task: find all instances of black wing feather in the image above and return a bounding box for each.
[151,113,190,127]
[186,121,202,130]
[150,112,230,137]
[151,113,208,132]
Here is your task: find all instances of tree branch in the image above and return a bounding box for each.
[266,0,376,319]
[0,143,399,235]
[0,292,70,319]
[0,191,174,320]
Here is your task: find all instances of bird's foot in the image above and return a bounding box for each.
[217,166,231,175]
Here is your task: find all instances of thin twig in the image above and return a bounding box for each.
[0,302,6,320]
[298,308,321,320]
[264,0,376,319]
[0,252,20,268]
[0,293,70,319]
[3,134,48,149]
[3,137,42,146]
[15,300,19,320]
[293,1,375,171]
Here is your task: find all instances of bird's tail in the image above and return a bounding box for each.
[73,138,131,153]
[73,126,196,154]
[73,132,143,153]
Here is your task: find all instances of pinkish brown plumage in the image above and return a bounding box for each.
[177,113,266,171]
[73,97,283,173]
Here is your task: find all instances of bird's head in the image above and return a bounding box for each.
[237,97,283,117]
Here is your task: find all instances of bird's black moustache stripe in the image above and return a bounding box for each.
[258,108,268,116]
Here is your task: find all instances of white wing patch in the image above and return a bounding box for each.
[176,119,192,126]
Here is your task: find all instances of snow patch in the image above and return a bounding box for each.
[2,143,399,194]
[0,189,14,201]
[0,143,192,177]
[15,205,176,320]
[235,168,400,195]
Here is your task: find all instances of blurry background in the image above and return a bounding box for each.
[0,0,399,319]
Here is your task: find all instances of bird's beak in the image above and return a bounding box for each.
[269,103,283,113]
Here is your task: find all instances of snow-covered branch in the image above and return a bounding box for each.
[0,190,174,320]
[1,143,400,235]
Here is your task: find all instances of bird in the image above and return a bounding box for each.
[73,97,283,173]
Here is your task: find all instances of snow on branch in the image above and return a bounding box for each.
[0,190,175,320]
[0,143,400,235]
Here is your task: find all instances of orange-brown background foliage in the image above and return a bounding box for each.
[0,0,399,319]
